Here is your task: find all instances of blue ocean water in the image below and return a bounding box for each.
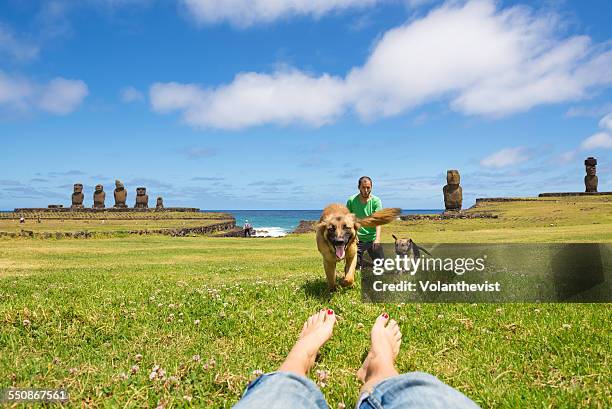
[205,209,442,236]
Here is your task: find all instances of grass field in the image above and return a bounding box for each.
[0,211,232,234]
[0,196,610,407]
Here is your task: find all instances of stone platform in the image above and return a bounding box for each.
[538,192,612,197]
[475,197,538,204]
[14,207,201,212]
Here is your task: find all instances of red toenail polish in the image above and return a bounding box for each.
[327,309,334,315]
[382,313,389,319]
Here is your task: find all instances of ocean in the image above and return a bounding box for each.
[205,209,442,237]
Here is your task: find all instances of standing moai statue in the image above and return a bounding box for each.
[584,157,598,193]
[114,180,128,208]
[71,183,84,209]
[134,187,149,209]
[93,184,105,209]
[156,197,164,210]
[443,169,463,211]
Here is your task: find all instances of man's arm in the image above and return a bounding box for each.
[375,225,382,244]
[373,197,383,244]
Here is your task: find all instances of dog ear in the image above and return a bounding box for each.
[314,221,327,231]
[392,234,398,241]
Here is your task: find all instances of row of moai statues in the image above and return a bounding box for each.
[71,180,164,209]
[441,157,599,211]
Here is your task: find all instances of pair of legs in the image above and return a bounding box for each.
[357,241,384,270]
[233,311,479,408]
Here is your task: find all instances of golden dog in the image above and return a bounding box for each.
[316,204,401,290]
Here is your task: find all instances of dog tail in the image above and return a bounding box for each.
[359,208,401,227]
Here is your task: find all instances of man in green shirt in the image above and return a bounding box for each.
[346,176,385,269]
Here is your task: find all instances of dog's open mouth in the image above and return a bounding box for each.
[335,245,346,259]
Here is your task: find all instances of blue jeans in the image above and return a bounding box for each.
[233,371,480,409]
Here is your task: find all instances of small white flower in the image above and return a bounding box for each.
[562,323,571,329]
[315,369,329,382]
[192,355,201,362]
[118,372,128,381]
[437,314,444,319]
[23,319,31,326]
[356,323,364,329]
[338,403,346,409]
[252,369,263,376]
[149,371,157,381]
[183,396,193,402]
[194,319,201,325]
[134,353,143,361]
[131,365,139,374]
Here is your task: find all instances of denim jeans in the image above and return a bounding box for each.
[233,371,480,409]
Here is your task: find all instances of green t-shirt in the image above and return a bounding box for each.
[346,193,382,243]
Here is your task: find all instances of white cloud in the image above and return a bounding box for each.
[558,150,576,164]
[600,113,612,132]
[181,0,381,27]
[566,102,612,118]
[152,0,612,130]
[0,23,40,61]
[151,70,347,129]
[577,112,612,150]
[580,132,612,150]
[120,86,144,103]
[38,78,89,115]
[480,147,530,168]
[0,71,88,115]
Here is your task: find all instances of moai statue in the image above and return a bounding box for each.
[114,180,128,208]
[156,197,164,209]
[71,183,84,209]
[134,187,149,209]
[443,169,463,211]
[93,184,105,209]
[584,157,598,193]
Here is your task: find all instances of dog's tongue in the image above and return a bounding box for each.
[335,245,345,259]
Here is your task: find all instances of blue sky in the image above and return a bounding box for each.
[1,0,611,210]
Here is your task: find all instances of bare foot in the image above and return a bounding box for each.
[279,309,337,376]
[357,313,401,393]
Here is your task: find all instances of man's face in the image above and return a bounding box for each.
[359,179,372,199]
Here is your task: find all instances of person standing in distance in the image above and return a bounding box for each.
[347,176,385,269]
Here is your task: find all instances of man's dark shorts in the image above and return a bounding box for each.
[357,240,384,268]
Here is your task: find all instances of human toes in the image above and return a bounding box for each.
[316,309,327,324]
[323,309,336,326]
[372,312,390,332]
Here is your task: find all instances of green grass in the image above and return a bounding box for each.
[0,211,232,234]
[0,196,611,407]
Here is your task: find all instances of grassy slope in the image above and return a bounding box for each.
[0,196,610,408]
[0,211,232,234]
